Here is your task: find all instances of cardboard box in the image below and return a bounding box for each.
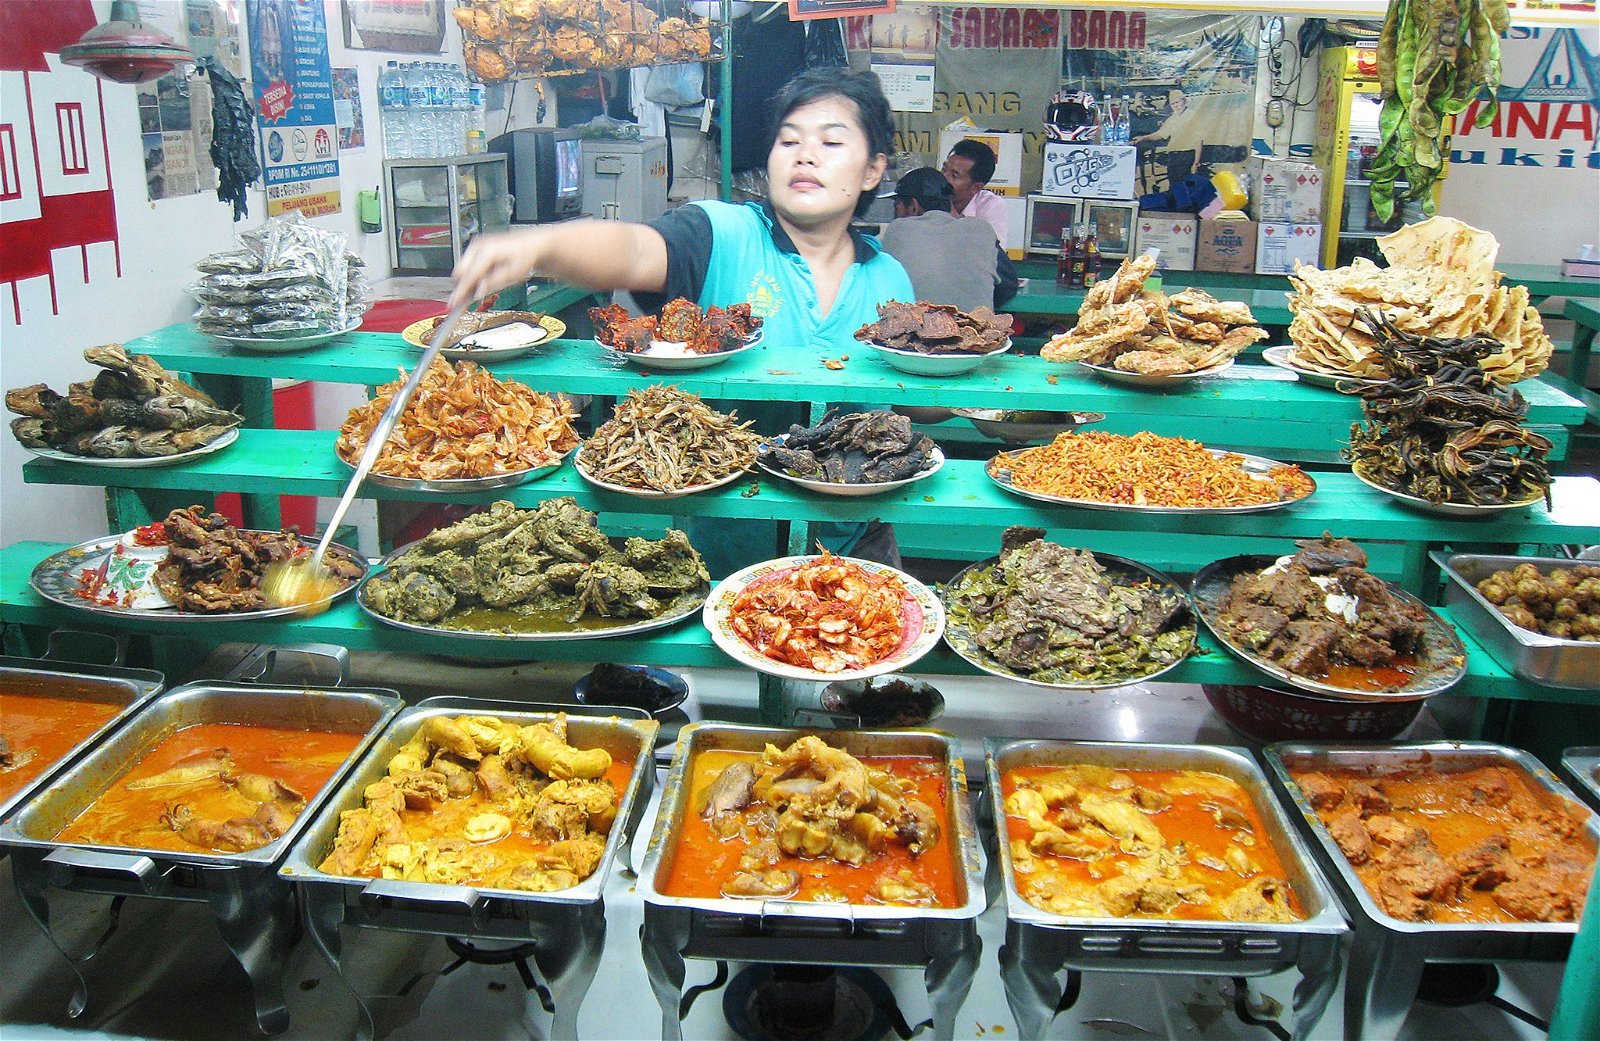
[1040,142,1137,200]
[1134,211,1198,271]
[1196,215,1258,274]
[1256,221,1324,275]
[1248,157,1324,224]
[937,128,1025,197]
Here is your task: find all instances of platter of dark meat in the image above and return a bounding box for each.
[7,345,241,466]
[1344,309,1552,515]
[856,302,1012,376]
[30,506,365,620]
[941,526,1195,690]
[590,298,763,371]
[1192,535,1466,701]
[756,410,944,496]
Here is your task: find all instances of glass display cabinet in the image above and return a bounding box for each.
[382,153,510,275]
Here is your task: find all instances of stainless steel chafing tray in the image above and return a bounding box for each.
[1436,552,1600,691]
[1264,741,1600,1041]
[635,722,988,1041]
[985,739,1347,1041]
[1562,746,1600,810]
[281,697,657,1041]
[0,653,164,824]
[0,673,402,1036]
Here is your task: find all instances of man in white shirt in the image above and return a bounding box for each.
[942,139,1009,250]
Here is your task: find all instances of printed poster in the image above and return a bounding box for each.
[250,0,341,217]
[135,0,245,202]
[1061,9,1259,197]
[333,67,366,150]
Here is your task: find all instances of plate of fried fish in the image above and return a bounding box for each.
[7,344,242,466]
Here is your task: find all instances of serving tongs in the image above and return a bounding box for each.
[261,300,470,614]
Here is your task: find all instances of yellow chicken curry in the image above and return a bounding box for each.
[1002,765,1303,922]
[54,722,361,854]
[660,736,959,908]
[0,690,122,804]
[318,713,629,892]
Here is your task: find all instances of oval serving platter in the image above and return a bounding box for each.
[30,534,366,621]
[986,449,1316,515]
[940,553,1196,691]
[703,555,945,683]
[1190,553,1467,702]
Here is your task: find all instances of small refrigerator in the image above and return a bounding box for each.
[1312,46,1445,269]
[382,153,510,275]
[579,137,669,224]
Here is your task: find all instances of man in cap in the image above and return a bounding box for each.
[878,166,1017,313]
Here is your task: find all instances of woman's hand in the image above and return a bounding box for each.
[450,229,546,309]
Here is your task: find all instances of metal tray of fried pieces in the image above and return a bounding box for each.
[1561,747,1600,811]
[985,739,1347,1041]
[1436,552,1600,691]
[1263,741,1600,1041]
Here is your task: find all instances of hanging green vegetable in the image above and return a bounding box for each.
[1370,0,1508,223]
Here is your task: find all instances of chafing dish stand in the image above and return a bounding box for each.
[638,723,989,1041]
[283,698,658,1041]
[988,740,1348,1041]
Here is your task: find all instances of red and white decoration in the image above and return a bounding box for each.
[0,1,122,324]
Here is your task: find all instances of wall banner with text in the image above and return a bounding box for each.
[249,0,341,216]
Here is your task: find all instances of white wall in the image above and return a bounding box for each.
[1,0,462,548]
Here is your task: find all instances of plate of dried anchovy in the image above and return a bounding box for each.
[573,385,761,498]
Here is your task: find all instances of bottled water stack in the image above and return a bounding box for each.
[379,60,410,159]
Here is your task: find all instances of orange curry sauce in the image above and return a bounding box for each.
[54,721,363,854]
[0,691,122,803]
[1002,766,1303,922]
[659,749,961,908]
[1295,765,1598,925]
[342,754,634,883]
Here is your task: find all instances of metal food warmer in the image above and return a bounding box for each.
[635,723,988,1041]
[1562,746,1600,811]
[1264,741,1600,1041]
[280,697,659,1041]
[0,651,401,1036]
[985,739,1348,1041]
[0,649,165,824]
[1436,553,1600,691]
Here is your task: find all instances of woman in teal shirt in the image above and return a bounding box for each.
[452,68,912,347]
[453,69,912,574]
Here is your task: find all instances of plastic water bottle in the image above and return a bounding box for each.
[403,62,429,157]
[379,60,410,159]
[448,64,471,156]
[467,77,487,150]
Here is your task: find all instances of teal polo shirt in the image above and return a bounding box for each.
[640,199,913,353]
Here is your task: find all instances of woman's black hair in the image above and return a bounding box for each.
[767,67,894,218]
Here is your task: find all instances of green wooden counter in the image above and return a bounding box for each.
[127,323,1591,430]
[4,539,1592,705]
[1564,298,1599,389]
[21,428,1600,547]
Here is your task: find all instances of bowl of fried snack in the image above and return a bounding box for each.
[591,298,763,371]
[335,358,579,491]
[856,302,1012,376]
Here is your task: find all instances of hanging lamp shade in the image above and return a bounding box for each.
[60,0,194,84]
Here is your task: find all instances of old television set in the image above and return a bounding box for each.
[490,128,583,223]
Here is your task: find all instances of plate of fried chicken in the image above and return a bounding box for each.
[591,298,763,371]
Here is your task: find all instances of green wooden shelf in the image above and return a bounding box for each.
[20,428,1600,546]
[127,322,1591,427]
[4,539,1591,705]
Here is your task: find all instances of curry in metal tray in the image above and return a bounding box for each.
[0,689,123,803]
[1293,763,1596,923]
[661,736,959,908]
[1002,765,1303,922]
[318,714,630,892]
[54,722,362,854]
